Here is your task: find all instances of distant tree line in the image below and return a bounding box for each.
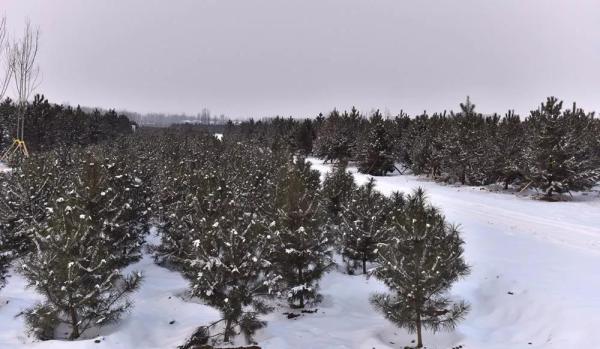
[0,95,135,155]
[225,97,600,199]
[125,107,229,127]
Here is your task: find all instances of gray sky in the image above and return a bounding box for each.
[3,0,600,118]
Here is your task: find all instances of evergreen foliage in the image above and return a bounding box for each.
[357,110,396,176]
[370,188,470,348]
[321,160,356,224]
[21,191,142,340]
[226,96,599,198]
[339,178,390,274]
[0,95,134,156]
[524,98,600,197]
[271,157,332,308]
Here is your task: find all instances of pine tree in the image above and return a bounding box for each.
[22,194,142,340]
[525,97,600,198]
[156,137,286,344]
[495,110,526,189]
[271,157,332,308]
[339,178,390,274]
[442,97,489,185]
[405,113,446,178]
[0,150,67,258]
[357,110,396,176]
[371,188,469,348]
[321,160,355,224]
[162,172,280,343]
[313,109,361,163]
[75,153,148,269]
[295,119,315,155]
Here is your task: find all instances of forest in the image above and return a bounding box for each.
[1,93,599,348]
[227,97,600,198]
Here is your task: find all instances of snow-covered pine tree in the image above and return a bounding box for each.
[404,113,447,178]
[165,176,280,343]
[495,110,526,189]
[271,156,332,308]
[22,194,142,340]
[357,110,396,176]
[442,97,490,185]
[0,150,67,258]
[321,160,355,225]
[524,97,600,198]
[370,188,469,348]
[157,139,286,344]
[313,109,361,163]
[339,178,390,274]
[75,153,147,269]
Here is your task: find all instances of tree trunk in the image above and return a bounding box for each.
[223,318,233,342]
[362,257,367,275]
[416,312,423,348]
[69,307,80,340]
[298,265,305,308]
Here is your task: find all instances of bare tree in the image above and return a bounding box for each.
[0,16,12,101]
[1,19,40,160]
[10,20,40,140]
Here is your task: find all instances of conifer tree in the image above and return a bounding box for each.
[22,194,142,340]
[357,110,396,176]
[371,188,469,348]
[161,170,281,343]
[405,113,446,178]
[0,150,66,258]
[271,157,332,308]
[321,160,355,224]
[339,178,390,274]
[75,153,148,269]
[156,137,286,344]
[295,119,315,155]
[442,97,489,184]
[313,109,361,163]
[495,110,526,189]
[525,97,600,197]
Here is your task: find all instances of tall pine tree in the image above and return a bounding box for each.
[271,157,332,308]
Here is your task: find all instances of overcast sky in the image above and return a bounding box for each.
[3,0,600,118]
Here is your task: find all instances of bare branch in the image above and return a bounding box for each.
[0,16,12,101]
[9,19,40,106]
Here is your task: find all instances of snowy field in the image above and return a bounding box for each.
[1,158,599,349]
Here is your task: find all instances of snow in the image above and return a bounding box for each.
[0,161,10,173]
[1,159,600,348]
[214,133,223,141]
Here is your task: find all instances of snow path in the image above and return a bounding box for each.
[307,158,600,349]
[0,159,599,349]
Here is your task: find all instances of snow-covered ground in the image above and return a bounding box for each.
[0,161,10,173]
[1,158,599,348]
